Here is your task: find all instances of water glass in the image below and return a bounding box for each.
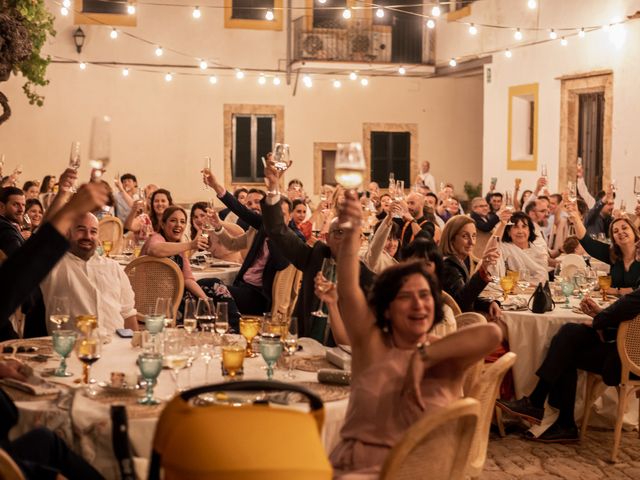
[561,280,575,309]
[145,314,165,335]
[52,330,77,377]
[260,334,283,380]
[138,352,163,405]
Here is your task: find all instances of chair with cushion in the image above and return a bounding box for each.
[441,291,462,317]
[98,216,124,254]
[271,264,303,320]
[467,352,517,478]
[149,380,332,480]
[580,314,640,462]
[124,256,184,322]
[380,398,480,480]
[0,449,25,480]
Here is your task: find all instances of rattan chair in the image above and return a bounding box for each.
[124,256,184,321]
[0,449,25,480]
[441,291,462,317]
[580,314,640,462]
[380,398,480,480]
[98,216,124,254]
[455,312,487,396]
[271,264,303,319]
[467,352,517,478]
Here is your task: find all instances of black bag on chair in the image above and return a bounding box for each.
[528,281,554,313]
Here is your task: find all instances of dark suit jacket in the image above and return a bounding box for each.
[218,191,289,306]
[441,255,493,313]
[593,287,640,333]
[470,211,500,233]
[0,223,69,341]
[0,215,25,257]
[261,198,375,341]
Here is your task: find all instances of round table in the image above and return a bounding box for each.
[2,336,348,479]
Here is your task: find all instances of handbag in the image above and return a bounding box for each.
[528,281,555,313]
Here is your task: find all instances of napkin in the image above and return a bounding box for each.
[501,296,529,311]
[0,376,61,396]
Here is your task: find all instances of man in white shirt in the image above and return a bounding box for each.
[417,161,436,193]
[40,213,138,333]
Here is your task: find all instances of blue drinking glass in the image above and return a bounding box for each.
[138,352,163,405]
[52,330,77,377]
[561,280,575,309]
[259,334,283,380]
[145,314,165,335]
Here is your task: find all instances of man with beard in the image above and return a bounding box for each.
[0,186,26,255]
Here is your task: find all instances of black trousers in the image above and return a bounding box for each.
[535,323,620,422]
[228,281,269,319]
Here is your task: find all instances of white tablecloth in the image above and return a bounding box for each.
[10,337,348,479]
[500,295,638,431]
[191,265,240,284]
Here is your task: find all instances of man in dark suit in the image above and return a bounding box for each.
[469,196,499,233]
[260,163,375,343]
[497,287,640,442]
[203,170,290,318]
[0,186,26,257]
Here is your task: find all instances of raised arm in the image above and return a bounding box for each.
[363,213,392,271]
[202,168,263,228]
[576,165,595,209]
[144,233,207,258]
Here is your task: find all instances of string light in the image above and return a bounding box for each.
[514,28,523,40]
[609,23,627,49]
[469,24,478,35]
[62,0,71,7]
[155,46,163,57]
[110,28,118,39]
[60,7,68,16]
[431,6,441,17]
[398,66,406,75]
[199,60,207,70]
[578,28,586,38]
[236,70,244,79]
[504,49,512,58]
[122,68,129,76]
[258,74,266,85]
[360,78,369,86]
[449,58,457,67]
[209,75,217,84]
[265,9,274,21]
[318,0,327,3]
[164,72,173,82]
[127,3,136,15]
[549,29,557,39]
[376,8,384,19]
[527,0,537,9]
[273,76,281,86]
[333,79,342,88]
[426,19,435,29]
[560,37,568,46]
[303,75,313,88]
[79,62,86,70]
[342,8,351,20]
[192,6,201,18]
[349,72,358,81]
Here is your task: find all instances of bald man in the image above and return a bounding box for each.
[40,213,138,332]
[395,191,435,247]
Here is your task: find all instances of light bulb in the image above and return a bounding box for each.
[209,75,217,84]
[110,28,118,39]
[60,6,68,16]
[398,66,406,75]
[504,49,512,58]
[527,0,537,9]
[62,0,71,7]
[514,28,523,40]
[360,78,369,86]
[602,24,611,32]
[155,46,163,57]
[122,68,129,77]
[560,37,568,46]
[578,28,585,38]
[549,29,557,40]
[265,9,274,21]
[273,76,281,86]
[318,0,326,3]
[469,24,478,35]
[449,58,457,67]
[79,62,87,70]
[426,19,435,29]
[199,60,207,70]
[236,70,244,79]
[192,6,201,18]
[303,75,312,87]
[127,4,136,15]
[165,73,173,82]
[431,6,441,17]
[258,75,266,85]
[376,8,384,18]
[349,72,358,81]
[333,79,342,88]
[342,8,351,19]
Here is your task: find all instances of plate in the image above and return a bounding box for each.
[97,381,141,395]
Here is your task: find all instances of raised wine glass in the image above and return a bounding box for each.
[311,257,336,318]
[504,191,515,225]
[567,181,577,203]
[272,143,292,172]
[335,142,366,228]
[69,141,81,171]
[89,115,111,178]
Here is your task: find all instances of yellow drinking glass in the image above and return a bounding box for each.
[598,275,612,301]
[102,240,113,257]
[222,345,245,379]
[76,314,97,335]
[133,245,142,258]
[500,276,514,301]
[239,317,261,357]
[506,270,520,293]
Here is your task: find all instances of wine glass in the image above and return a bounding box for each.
[215,302,229,339]
[21,214,31,233]
[560,279,575,309]
[620,199,627,216]
[504,191,515,225]
[155,297,174,328]
[239,317,261,358]
[137,352,163,405]
[183,298,197,334]
[101,240,113,257]
[49,296,70,330]
[164,332,188,392]
[222,344,245,380]
[195,298,215,331]
[75,331,102,395]
[203,156,212,191]
[122,237,135,256]
[260,333,282,380]
[272,143,292,172]
[311,257,336,318]
[283,316,298,379]
[334,142,365,190]
[52,330,77,377]
[69,141,81,171]
[598,274,612,301]
[89,115,111,178]
[568,181,577,203]
[516,269,530,292]
[634,176,640,203]
[144,314,165,349]
[541,162,548,180]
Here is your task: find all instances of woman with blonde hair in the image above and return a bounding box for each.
[439,215,501,319]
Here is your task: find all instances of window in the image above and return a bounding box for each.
[578,92,605,194]
[370,131,411,187]
[232,0,273,20]
[75,0,136,26]
[224,0,283,30]
[232,114,275,183]
[313,0,347,28]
